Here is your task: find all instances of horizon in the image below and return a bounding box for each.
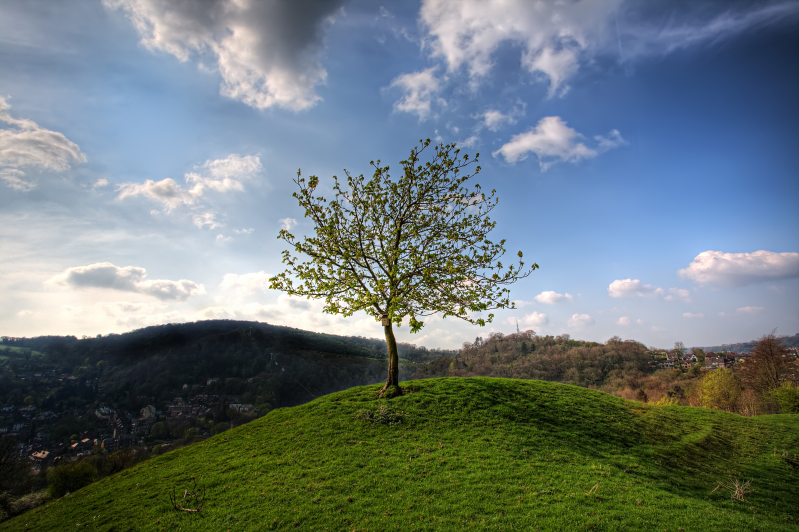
[3,318,796,352]
[1,0,798,349]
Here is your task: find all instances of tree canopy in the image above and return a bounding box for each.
[270,140,536,394]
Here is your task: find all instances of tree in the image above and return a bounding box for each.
[673,341,686,354]
[697,368,742,412]
[692,348,706,363]
[270,140,536,397]
[0,436,29,517]
[47,461,97,498]
[738,331,798,395]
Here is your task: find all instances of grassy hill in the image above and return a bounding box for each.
[6,377,798,531]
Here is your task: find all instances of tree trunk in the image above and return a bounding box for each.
[378,322,402,398]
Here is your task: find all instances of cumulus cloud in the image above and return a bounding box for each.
[736,306,764,315]
[607,278,663,298]
[678,250,799,287]
[492,116,624,170]
[519,311,549,327]
[683,312,704,319]
[664,288,692,302]
[104,0,345,111]
[117,154,261,216]
[49,262,205,301]
[0,96,86,191]
[568,313,594,328]
[219,271,272,296]
[415,0,799,99]
[533,290,573,304]
[419,0,621,96]
[389,68,444,119]
[616,316,631,326]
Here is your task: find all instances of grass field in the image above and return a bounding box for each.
[6,377,798,531]
[0,346,43,360]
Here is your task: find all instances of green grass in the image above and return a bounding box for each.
[6,377,798,531]
[0,346,44,360]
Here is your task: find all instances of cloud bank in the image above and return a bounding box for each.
[50,262,205,301]
[678,250,799,287]
[105,0,345,111]
[414,0,799,99]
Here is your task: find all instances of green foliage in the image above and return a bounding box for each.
[149,422,168,441]
[5,378,798,531]
[415,331,651,387]
[355,403,406,425]
[698,368,742,412]
[210,422,229,435]
[270,140,536,333]
[769,383,799,414]
[47,461,97,498]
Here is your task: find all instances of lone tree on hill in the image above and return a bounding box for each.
[270,139,537,397]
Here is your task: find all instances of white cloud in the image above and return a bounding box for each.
[93,178,109,189]
[533,290,573,304]
[481,109,517,131]
[389,68,444,120]
[49,262,205,301]
[219,271,272,297]
[607,278,663,298]
[736,306,764,315]
[678,250,799,287]
[117,154,261,216]
[0,96,86,191]
[492,116,624,170]
[193,212,221,230]
[419,0,621,96]
[279,217,297,231]
[568,313,594,328]
[616,316,631,326]
[104,0,345,111]
[623,2,799,59]
[664,287,692,302]
[518,311,549,327]
[683,312,704,319]
[416,0,799,99]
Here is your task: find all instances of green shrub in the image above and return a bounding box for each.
[769,383,799,414]
[355,403,406,425]
[48,461,97,498]
[210,422,229,435]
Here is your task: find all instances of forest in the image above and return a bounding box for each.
[413,330,799,416]
[1,320,452,417]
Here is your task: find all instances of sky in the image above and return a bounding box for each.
[1,0,798,350]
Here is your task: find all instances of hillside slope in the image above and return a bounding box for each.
[6,378,798,531]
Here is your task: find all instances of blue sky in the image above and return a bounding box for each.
[1,0,797,349]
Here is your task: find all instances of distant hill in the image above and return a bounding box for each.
[1,320,452,413]
[696,332,799,353]
[6,378,798,531]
